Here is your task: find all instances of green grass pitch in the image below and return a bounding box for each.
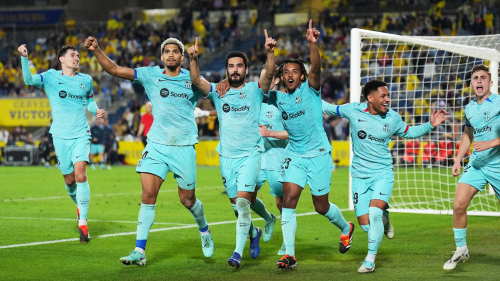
[1,166,499,280]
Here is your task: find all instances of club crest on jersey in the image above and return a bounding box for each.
[483,112,491,121]
[80,83,85,89]
[295,95,302,104]
[239,91,246,99]
[383,124,390,132]
[184,80,192,89]
[266,111,273,118]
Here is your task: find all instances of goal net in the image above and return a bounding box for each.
[349,28,500,216]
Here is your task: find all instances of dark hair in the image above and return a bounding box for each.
[362,79,387,99]
[276,58,308,87]
[57,45,77,58]
[225,51,248,68]
[471,64,491,79]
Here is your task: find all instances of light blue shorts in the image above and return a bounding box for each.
[220,149,261,199]
[136,142,196,190]
[90,144,104,154]
[458,162,500,200]
[256,169,283,198]
[351,172,394,217]
[53,136,90,175]
[279,152,333,196]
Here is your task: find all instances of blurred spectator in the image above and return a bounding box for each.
[135,102,153,147]
[0,127,9,143]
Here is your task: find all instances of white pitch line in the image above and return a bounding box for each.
[0,210,342,249]
[1,217,194,226]
[1,186,224,202]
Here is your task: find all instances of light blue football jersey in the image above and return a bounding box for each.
[322,102,434,178]
[267,80,330,158]
[259,98,288,171]
[207,81,264,158]
[21,57,94,139]
[134,66,202,145]
[464,93,500,170]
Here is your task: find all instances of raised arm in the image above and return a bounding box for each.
[258,30,277,94]
[187,37,211,96]
[18,44,43,87]
[85,36,134,81]
[396,109,449,139]
[306,19,321,90]
[452,126,474,176]
[321,100,343,117]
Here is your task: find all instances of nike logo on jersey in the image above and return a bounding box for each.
[358,119,366,122]
[158,79,167,82]
[59,82,64,84]
[279,102,286,105]
[76,155,81,158]
[245,184,253,187]
[318,187,327,192]
[379,192,387,195]
[187,182,195,186]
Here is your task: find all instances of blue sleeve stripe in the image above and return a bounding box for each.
[336,105,341,117]
[465,123,472,127]
[210,83,213,93]
[40,74,43,83]
[134,69,137,80]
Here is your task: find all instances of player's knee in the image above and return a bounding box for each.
[453,200,467,213]
[180,195,195,209]
[369,207,383,222]
[75,174,87,183]
[236,198,251,218]
[314,203,329,215]
[64,177,75,186]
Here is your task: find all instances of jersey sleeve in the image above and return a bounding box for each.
[86,77,98,116]
[206,82,217,101]
[464,110,472,127]
[394,113,434,138]
[133,67,149,86]
[266,90,278,106]
[21,56,44,88]
[305,79,321,97]
[322,101,354,119]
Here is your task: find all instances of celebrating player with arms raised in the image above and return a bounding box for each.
[188,31,277,269]
[443,64,500,270]
[18,44,106,243]
[322,79,449,273]
[266,20,354,270]
[85,36,214,266]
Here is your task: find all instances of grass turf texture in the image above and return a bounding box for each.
[1,166,499,280]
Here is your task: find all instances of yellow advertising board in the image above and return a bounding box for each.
[331,141,350,167]
[118,141,144,165]
[0,99,52,127]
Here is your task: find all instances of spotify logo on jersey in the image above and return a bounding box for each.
[59,91,67,98]
[160,88,170,98]
[358,130,367,139]
[222,103,230,113]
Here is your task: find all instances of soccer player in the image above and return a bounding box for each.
[188,32,277,268]
[85,36,214,265]
[266,20,354,270]
[18,44,106,243]
[89,118,106,170]
[443,64,500,270]
[322,79,449,273]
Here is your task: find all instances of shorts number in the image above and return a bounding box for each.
[282,158,291,169]
[142,151,149,159]
[353,192,358,204]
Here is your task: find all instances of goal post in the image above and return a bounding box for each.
[349,28,500,216]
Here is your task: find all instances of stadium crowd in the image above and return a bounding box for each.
[0,0,498,166]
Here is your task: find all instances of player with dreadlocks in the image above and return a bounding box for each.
[266,20,354,270]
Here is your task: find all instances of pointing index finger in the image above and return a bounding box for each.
[195,37,198,48]
[309,19,312,29]
[264,29,268,39]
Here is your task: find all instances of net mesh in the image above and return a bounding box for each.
[353,30,500,215]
